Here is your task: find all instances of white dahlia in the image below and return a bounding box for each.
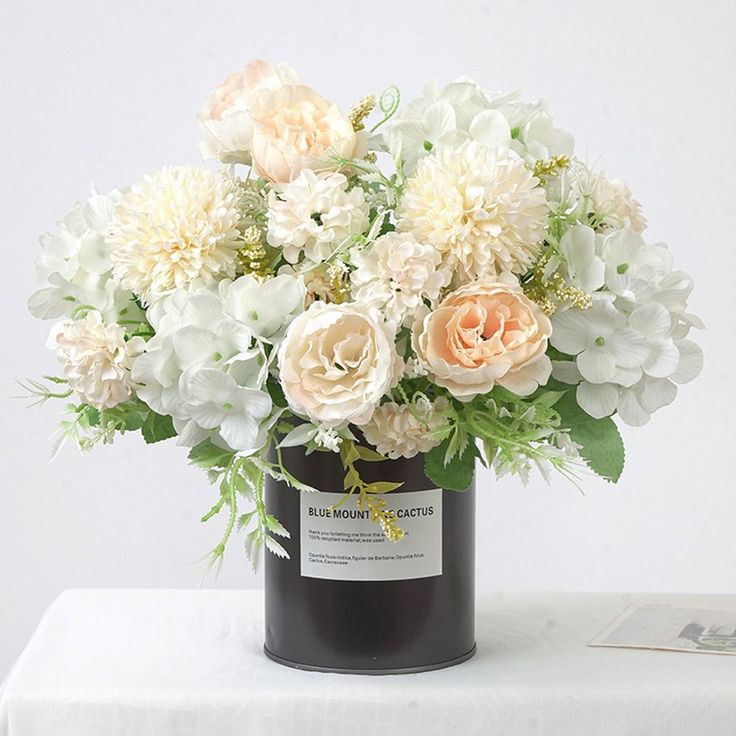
[350,232,451,329]
[397,141,548,282]
[109,167,243,305]
[361,399,448,459]
[267,170,369,265]
[52,311,144,409]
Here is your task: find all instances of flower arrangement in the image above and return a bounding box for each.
[26,61,703,567]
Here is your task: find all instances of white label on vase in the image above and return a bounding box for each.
[300,489,443,581]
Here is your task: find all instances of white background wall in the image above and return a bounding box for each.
[1,0,734,678]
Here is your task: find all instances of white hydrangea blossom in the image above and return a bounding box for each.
[350,232,451,329]
[397,141,548,282]
[361,399,449,459]
[28,189,139,322]
[52,311,144,409]
[267,170,370,265]
[132,275,304,452]
[491,97,574,164]
[551,229,703,426]
[385,78,511,176]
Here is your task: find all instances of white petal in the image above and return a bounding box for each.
[607,329,650,368]
[174,418,209,448]
[468,109,511,150]
[612,365,642,388]
[551,360,582,385]
[671,339,703,384]
[549,309,589,354]
[577,381,618,418]
[423,101,458,140]
[219,414,260,453]
[616,388,650,427]
[639,378,677,414]
[577,348,616,383]
[629,303,672,340]
[643,339,680,378]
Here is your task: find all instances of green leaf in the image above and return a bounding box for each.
[141,411,176,444]
[188,440,234,469]
[355,445,388,462]
[424,439,476,492]
[81,405,100,427]
[555,393,625,482]
[364,481,403,494]
[266,375,287,408]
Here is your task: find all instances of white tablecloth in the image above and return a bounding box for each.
[1,590,734,736]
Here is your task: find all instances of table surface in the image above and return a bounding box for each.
[1,590,734,736]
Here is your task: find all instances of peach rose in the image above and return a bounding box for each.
[277,302,402,427]
[413,276,552,399]
[198,60,298,164]
[250,84,362,183]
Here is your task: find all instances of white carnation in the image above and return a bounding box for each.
[397,141,548,282]
[110,167,244,305]
[361,399,448,459]
[554,162,646,233]
[267,170,369,265]
[28,189,138,322]
[52,311,143,409]
[350,232,450,329]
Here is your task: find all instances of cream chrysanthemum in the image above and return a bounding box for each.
[361,399,448,459]
[267,170,369,265]
[110,166,243,305]
[397,141,548,283]
[350,232,451,329]
[52,311,144,409]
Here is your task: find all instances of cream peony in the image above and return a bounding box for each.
[198,60,298,164]
[250,84,362,183]
[52,311,144,409]
[267,170,369,264]
[109,167,243,305]
[350,231,451,329]
[413,276,552,399]
[277,302,402,427]
[397,141,548,283]
[361,399,448,459]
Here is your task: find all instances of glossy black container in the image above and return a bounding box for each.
[263,445,476,674]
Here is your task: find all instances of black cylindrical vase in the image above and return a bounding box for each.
[263,445,476,674]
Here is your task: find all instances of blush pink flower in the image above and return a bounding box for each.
[250,84,362,183]
[198,60,298,164]
[412,276,552,399]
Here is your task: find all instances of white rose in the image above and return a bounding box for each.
[277,302,402,427]
[52,311,144,409]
